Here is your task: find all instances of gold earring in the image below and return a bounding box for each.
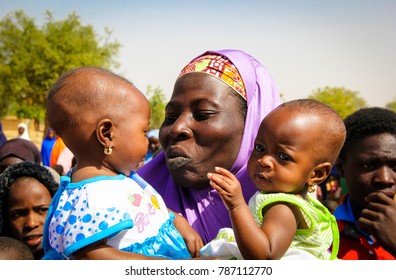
[308,184,317,193]
[104,145,112,155]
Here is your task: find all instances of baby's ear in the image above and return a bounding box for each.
[96,119,113,146]
[308,162,332,186]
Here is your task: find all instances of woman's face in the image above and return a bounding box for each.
[160,73,245,189]
[6,177,52,254]
[18,126,25,135]
[47,129,55,139]
[339,133,396,215]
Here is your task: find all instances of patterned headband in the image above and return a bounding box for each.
[178,54,246,100]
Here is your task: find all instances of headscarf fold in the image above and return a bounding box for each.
[138,49,282,243]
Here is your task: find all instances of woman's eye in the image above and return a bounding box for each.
[194,111,212,121]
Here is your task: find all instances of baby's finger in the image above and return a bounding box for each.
[208,179,224,193]
[208,173,232,188]
[214,166,238,181]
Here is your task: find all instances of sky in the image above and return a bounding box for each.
[0,0,395,107]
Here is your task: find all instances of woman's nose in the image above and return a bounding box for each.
[168,114,193,141]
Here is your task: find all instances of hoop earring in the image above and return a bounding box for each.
[104,145,112,155]
[308,184,317,193]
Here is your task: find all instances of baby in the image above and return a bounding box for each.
[205,99,346,259]
[42,67,201,259]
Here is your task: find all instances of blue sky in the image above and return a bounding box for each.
[1,0,395,107]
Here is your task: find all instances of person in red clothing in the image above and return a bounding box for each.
[334,107,396,260]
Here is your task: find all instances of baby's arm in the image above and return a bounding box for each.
[170,209,204,257]
[72,238,167,260]
[208,167,297,259]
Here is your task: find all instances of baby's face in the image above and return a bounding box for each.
[109,87,150,175]
[247,108,319,194]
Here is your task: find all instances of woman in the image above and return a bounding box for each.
[40,128,56,167]
[17,123,30,141]
[138,49,281,243]
[0,161,59,259]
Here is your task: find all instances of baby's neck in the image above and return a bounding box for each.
[70,166,119,183]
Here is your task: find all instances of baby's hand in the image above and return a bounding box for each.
[171,211,204,257]
[207,167,245,211]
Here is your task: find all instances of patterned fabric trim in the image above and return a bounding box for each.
[178,54,246,100]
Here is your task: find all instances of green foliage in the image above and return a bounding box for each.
[385,97,396,112]
[146,85,167,129]
[308,86,367,119]
[0,10,121,121]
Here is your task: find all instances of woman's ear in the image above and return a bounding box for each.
[308,162,332,186]
[96,119,113,147]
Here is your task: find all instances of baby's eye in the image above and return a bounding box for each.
[278,152,291,161]
[254,144,265,152]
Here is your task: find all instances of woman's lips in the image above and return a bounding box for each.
[165,146,192,169]
[166,156,192,169]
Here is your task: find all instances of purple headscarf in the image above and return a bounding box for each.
[138,49,281,243]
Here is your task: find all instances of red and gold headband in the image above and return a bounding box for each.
[178,54,246,100]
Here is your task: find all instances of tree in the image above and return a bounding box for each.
[146,85,167,129]
[0,10,121,126]
[385,97,396,112]
[308,86,367,119]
